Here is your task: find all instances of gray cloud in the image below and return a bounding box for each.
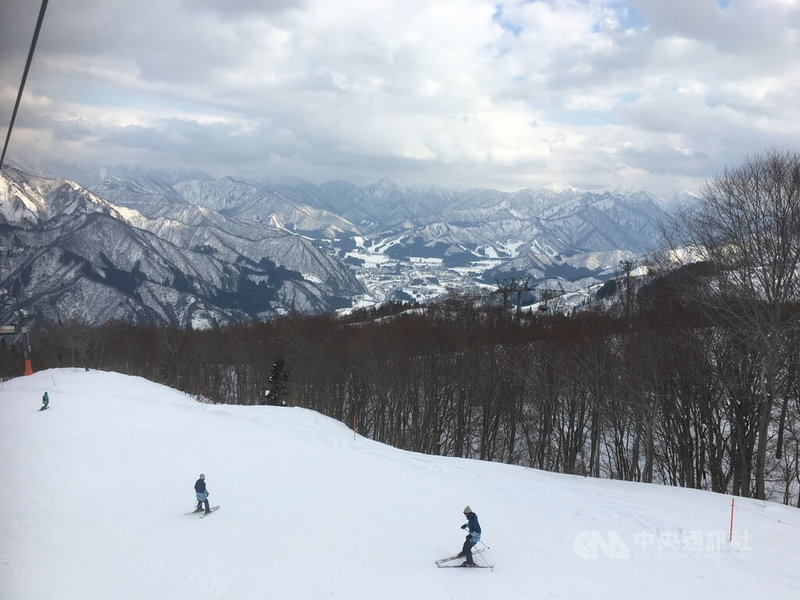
[1,0,798,194]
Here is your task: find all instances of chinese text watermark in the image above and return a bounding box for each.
[573,529,752,559]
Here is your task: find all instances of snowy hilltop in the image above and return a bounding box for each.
[2,369,798,599]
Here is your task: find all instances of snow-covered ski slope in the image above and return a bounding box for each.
[2,369,798,599]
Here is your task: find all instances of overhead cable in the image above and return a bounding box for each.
[1,0,50,169]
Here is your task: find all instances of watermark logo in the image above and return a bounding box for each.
[574,529,752,559]
[573,530,632,559]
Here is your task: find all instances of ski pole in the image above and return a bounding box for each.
[476,544,491,568]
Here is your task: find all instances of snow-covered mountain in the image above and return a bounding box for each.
[0,168,364,327]
[275,178,681,307]
[0,165,688,326]
[2,369,798,599]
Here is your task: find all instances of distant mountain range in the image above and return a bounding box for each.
[0,165,689,327]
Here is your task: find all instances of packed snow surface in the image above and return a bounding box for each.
[2,369,799,599]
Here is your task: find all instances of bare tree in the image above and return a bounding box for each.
[667,149,800,498]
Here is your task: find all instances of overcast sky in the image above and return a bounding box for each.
[1,0,798,194]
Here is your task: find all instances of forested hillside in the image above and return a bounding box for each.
[24,281,800,506]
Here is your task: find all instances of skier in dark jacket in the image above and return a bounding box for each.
[40,392,49,411]
[457,505,481,566]
[194,474,210,513]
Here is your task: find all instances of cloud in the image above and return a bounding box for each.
[1,0,798,194]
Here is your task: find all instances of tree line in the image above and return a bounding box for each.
[18,149,800,505]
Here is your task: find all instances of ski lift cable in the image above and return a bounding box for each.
[0,0,50,169]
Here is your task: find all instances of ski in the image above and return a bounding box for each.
[185,505,219,516]
[199,505,220,518]
[437,563,493,568]
[435,548,486,565]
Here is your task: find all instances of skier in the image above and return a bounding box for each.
[40,392,49,411]
[457,506,481,566]
[194,473,210,514]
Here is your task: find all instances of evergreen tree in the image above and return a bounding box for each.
[265,355,289,405]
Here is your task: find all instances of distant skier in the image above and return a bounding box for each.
[194,474,210,514]
[40,392,49,411]
[457,506,481,566]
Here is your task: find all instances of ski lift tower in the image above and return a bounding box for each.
[494,276,532,318]
[0,247,33,375]
[1,300,32,376]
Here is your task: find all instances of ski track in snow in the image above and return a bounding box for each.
[1,368,799,599]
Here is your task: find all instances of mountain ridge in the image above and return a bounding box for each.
[0,165,689,327]
[1,167,363,327]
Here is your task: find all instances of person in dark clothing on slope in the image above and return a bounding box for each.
[194,474,210,514]
[40,392,49,411]
[457,505,481,566]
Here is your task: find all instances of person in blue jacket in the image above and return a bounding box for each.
[40,392,49,411]
[194,474,210,514]
[457,505,481,566]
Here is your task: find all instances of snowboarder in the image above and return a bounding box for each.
[457,505,481,566]
[40,392,49,411]
[194,473,210,514]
